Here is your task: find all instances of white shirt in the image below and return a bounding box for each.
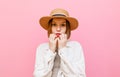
[33,41,86,77]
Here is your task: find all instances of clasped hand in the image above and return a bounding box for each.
[49,33,67,52]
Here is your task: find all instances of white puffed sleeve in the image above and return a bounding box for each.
[58,41,86,77]
[33,43,56,77]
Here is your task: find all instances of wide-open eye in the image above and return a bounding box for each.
[51,23,57,26]
[61,23,66,27]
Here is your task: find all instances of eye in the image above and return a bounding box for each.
[51,23,56,26]
[61,23,66,26]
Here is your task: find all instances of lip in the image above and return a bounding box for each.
[56,33,61,37]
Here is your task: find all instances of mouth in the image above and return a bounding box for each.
[56,33,61,37]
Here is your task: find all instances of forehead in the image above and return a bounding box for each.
[52,18,66,23]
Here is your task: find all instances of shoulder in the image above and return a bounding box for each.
[67,41,82,48]
[67,41,84,53]
[66,41,84,59]
[35,42,49,55]
[36,42,49,50]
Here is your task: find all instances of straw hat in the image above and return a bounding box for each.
[39,8,78,30]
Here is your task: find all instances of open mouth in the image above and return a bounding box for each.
[56,33,61,37]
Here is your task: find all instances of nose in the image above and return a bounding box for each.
[56,26,61,32]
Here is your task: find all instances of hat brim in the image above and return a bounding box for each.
[39,16,78,31]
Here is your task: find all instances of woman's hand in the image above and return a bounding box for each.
[58,34,67,49]
[49,33,67,52]
[49,34,58,53]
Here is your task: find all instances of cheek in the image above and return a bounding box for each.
[62,27,66,33]
[51,27,55,33]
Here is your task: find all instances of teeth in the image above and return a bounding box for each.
[56,33,61,37]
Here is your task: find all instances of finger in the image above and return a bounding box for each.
[49,34,55,42]
[49,34,52,41]
[60,33,64,40]
[62,34,66,40]
[52,34,55,40]
[64,34,67,39]
[63,34,65,38]
[55,37,59,41]
[59,34,62,40]
[50,34,55,40]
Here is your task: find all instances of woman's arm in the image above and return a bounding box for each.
[33,44,56,77]
[59,41,86,77]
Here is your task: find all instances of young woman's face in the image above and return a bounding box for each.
[51,18,66,34]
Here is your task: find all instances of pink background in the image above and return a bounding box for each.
[0,0,120,77]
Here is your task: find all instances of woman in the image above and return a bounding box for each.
[33,8,86,77]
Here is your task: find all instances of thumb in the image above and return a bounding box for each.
[55,37,59,42]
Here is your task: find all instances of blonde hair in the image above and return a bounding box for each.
[47,19,71,39]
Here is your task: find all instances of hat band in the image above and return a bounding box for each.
[52,14,66,17]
